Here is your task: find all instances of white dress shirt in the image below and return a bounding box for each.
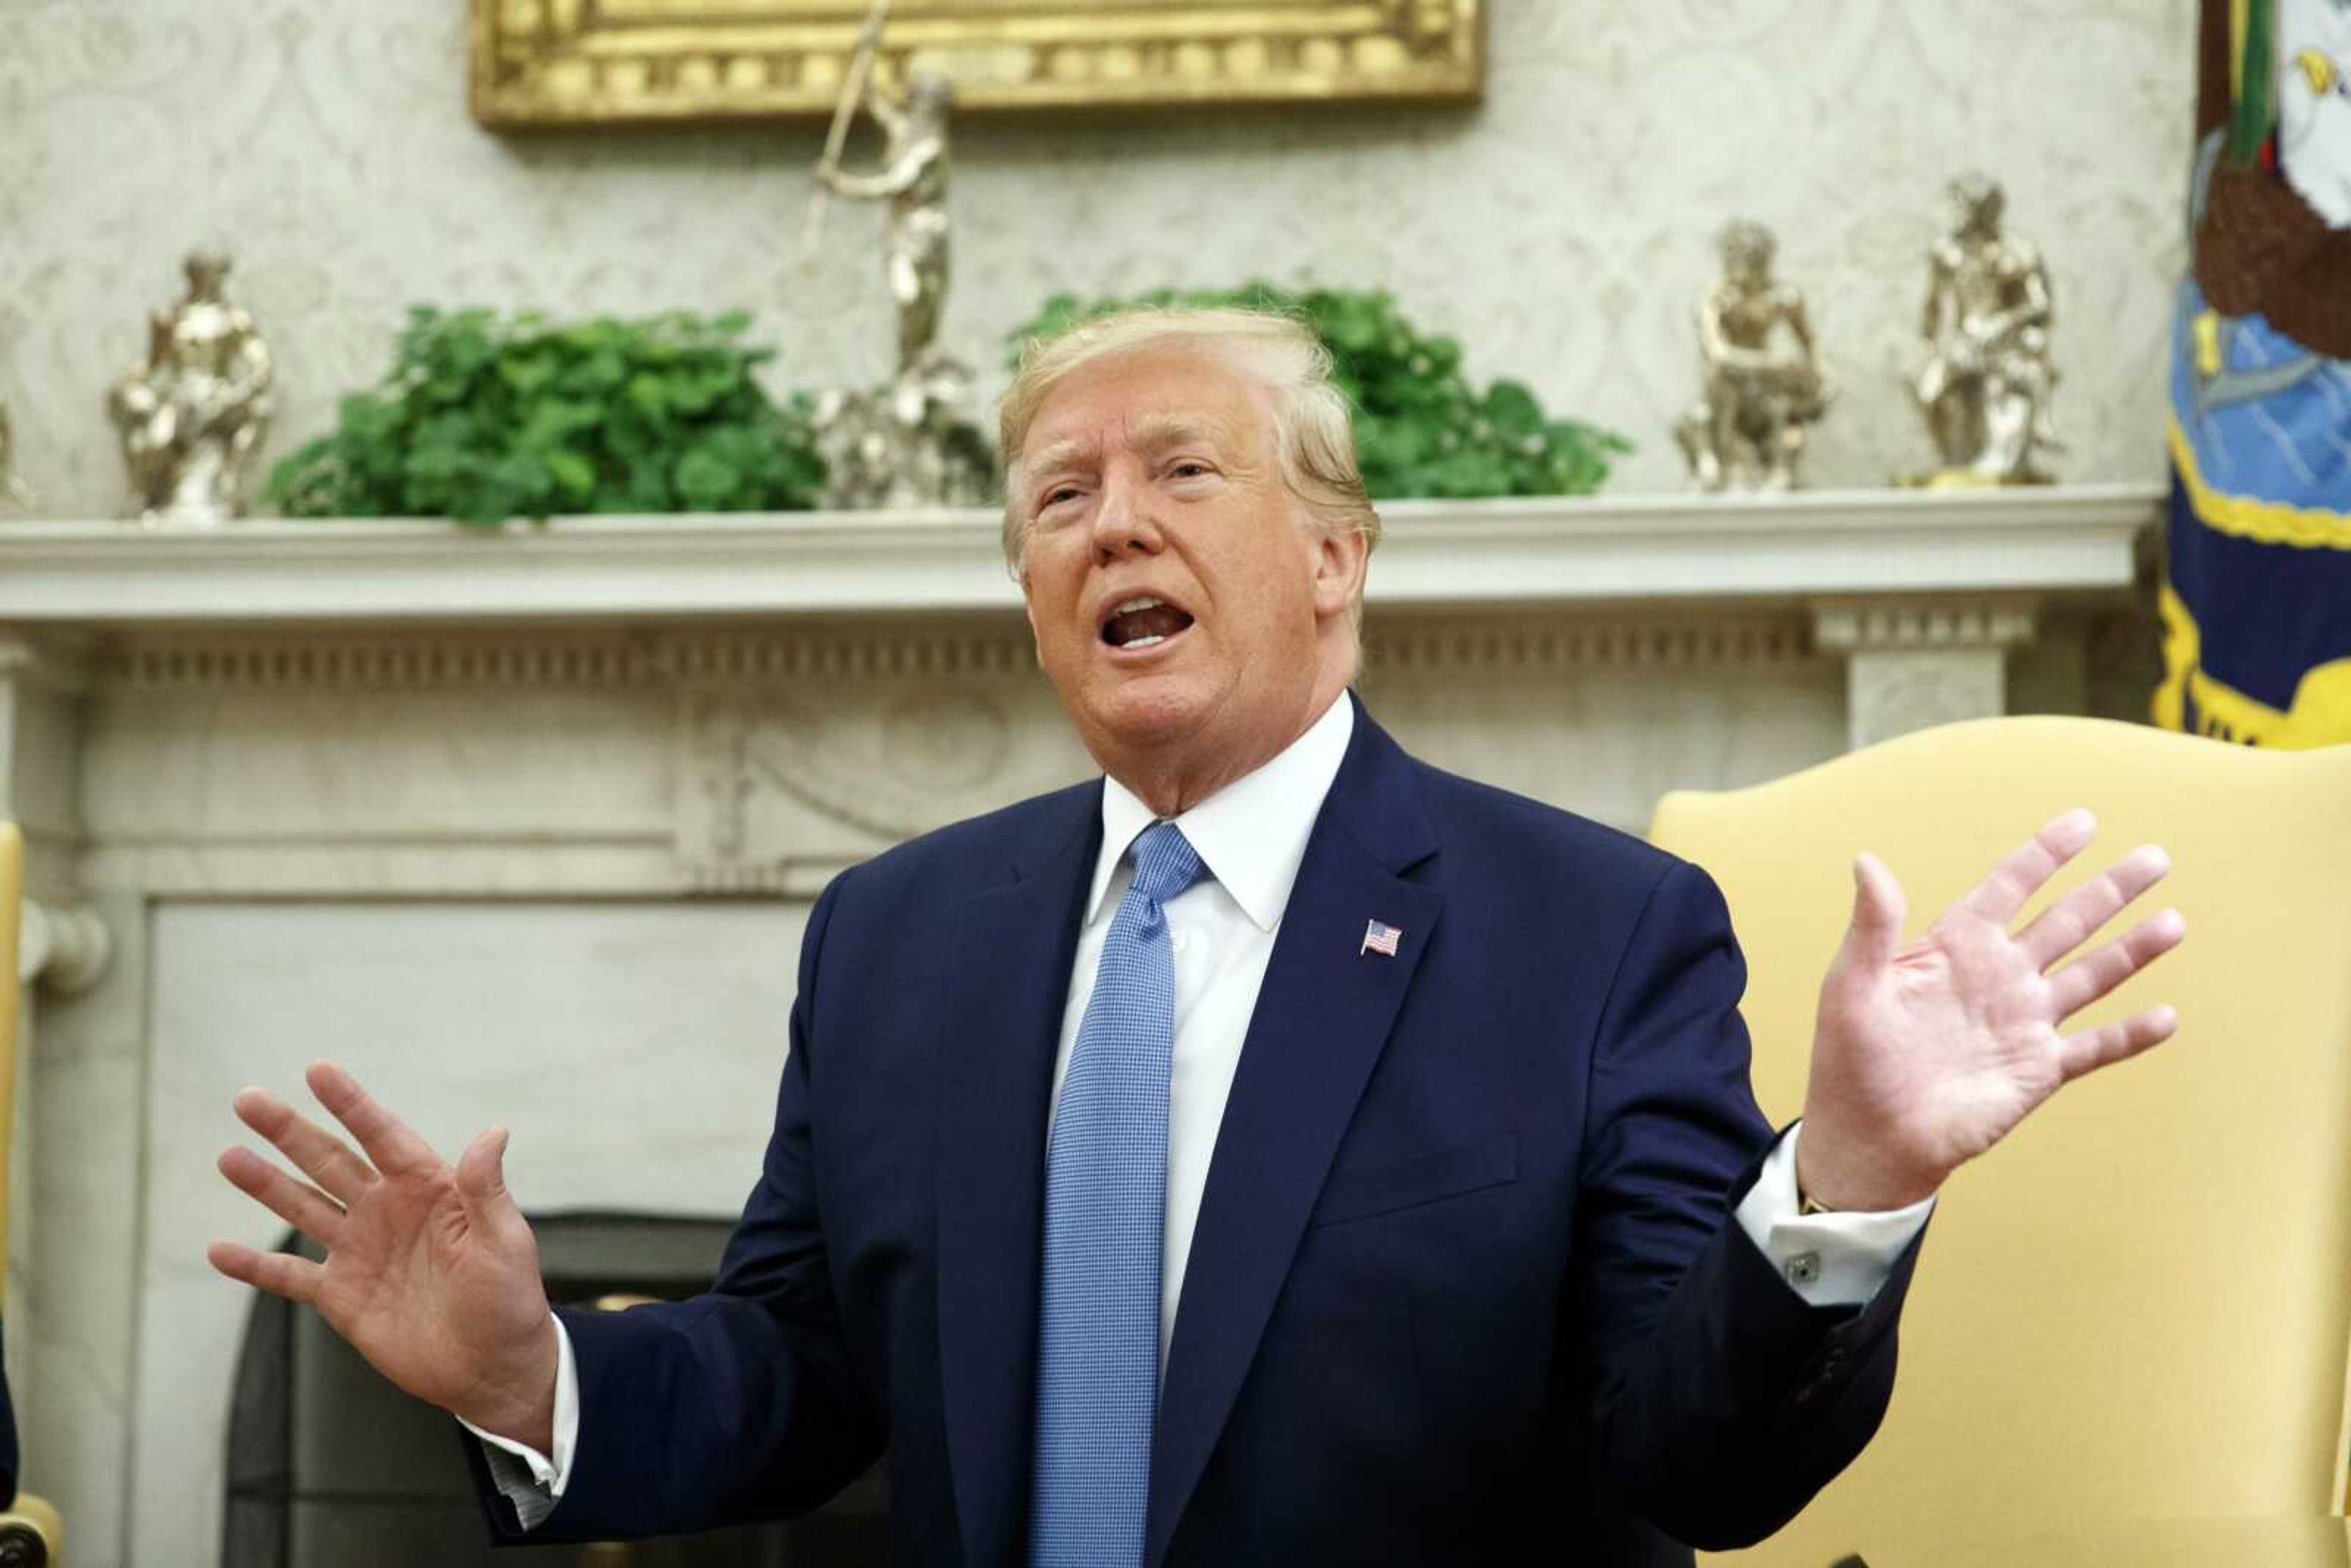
[476,692,1932,1520]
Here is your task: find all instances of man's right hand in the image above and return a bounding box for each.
[208,1060,561,1454]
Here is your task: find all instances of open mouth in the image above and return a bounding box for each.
[1099,594,1196,653]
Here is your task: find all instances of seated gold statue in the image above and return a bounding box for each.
[106,252,275,526]
[1910,174,2060,486]
[1674,220,1831,493]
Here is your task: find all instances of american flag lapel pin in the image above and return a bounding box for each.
[1360,919,1403,958]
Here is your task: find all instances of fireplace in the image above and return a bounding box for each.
[1,493,2154,1563]
[222,1214,889,1566]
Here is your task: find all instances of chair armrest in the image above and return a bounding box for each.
[1743,1514,2351,1567]
[0,1491,62,1567]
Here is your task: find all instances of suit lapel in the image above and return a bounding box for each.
[1144,707,1444,1568]
[936,788,1101,1568]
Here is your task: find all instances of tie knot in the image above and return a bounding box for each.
[1127,820,1205,907]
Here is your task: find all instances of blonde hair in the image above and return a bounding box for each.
[997,306,1382,576]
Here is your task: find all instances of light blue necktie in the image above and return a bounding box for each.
[1030,820,1206,1568]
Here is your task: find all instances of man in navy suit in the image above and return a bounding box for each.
[212,309,2184,1564]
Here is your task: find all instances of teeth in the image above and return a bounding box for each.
[1113,596,1164,616]
[1122,634,1166,650]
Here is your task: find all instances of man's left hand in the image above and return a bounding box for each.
[1794,809,2186,1214]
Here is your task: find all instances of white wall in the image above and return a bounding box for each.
[2,1,2194,517]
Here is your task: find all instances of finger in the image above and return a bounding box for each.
[236,1086,375,1204]
[1842,852,1907,971]
[2047,907,2187,1019]
[1962,808,2097,926]
[208,1240,324,1306]
[307,1060,441,1180]
[455,1126,528,1245]
[2016,843,2173,969]
[218,1145,347,1248]
[2058,1002,2180,1081]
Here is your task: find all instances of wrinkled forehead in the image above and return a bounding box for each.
[1014,347,1277,473]
[1018,411,1262,483]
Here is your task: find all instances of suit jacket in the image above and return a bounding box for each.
[471,699,1920,1564]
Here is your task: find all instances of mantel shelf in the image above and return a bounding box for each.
[0,484,2161,629]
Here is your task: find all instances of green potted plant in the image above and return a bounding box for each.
[266,308,825,526]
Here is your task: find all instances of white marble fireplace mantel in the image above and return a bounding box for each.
[0,483,2158,1568]
[2,484,2153,623]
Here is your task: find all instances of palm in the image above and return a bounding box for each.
[317,1165,546,1413]
[209,1062,558,1443]
[1798,810,2185,1212]
[1826,917,2066,1170]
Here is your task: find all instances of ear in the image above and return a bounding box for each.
[1019,566,1046,663]
[1308,523,1368,626]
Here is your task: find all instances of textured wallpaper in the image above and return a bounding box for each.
[1,0,2195,519]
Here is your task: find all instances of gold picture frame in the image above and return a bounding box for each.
[469,1,1485,128]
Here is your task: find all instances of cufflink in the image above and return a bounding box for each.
[1785,1250,1822,1288]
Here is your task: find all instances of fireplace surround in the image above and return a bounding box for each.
[0,490,2156,1566]
[222,1214,887,1566]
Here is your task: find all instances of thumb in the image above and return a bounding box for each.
[456,1127,525,1241]
[1843,851,1906,972]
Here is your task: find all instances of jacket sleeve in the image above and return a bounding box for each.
[1569,858,1923,1551]
[468,872,885,1543]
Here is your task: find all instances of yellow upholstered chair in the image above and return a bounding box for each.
[1650,719,2351,1567]
[0,825,62,1564]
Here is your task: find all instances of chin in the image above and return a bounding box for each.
[1079,673,1220,752]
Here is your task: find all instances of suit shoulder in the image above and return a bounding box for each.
[1408,758,1693,896]
[1396,758,1745,997]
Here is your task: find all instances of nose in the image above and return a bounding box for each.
[1089,467,1164,564]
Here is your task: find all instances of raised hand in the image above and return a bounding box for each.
[208,1061,560,1451]
[1795,809,2187,1214]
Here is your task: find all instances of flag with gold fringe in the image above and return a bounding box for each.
[2156,0,2351,747]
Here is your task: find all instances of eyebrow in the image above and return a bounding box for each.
[1016,409,1255,510]
[1019,437,1095,483]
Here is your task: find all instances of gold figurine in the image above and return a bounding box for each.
[107,252,276,527]
[1907,175,2061,487]
[1674,220,1831,492]
[816,69,953,380]
[808,60,995,510]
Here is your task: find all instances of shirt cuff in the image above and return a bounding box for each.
[458,1313,580,1530]
[1733,1122,1935,1309]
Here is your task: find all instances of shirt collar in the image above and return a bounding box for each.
[1085,693,1355,934]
